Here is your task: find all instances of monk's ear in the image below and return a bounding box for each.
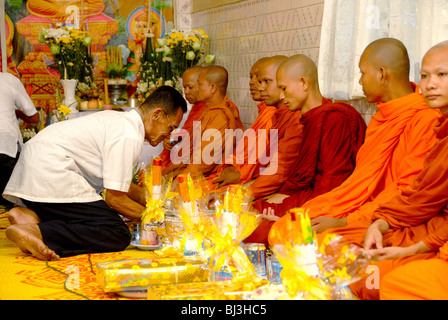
[210,83,218,94]
[377,67,387,84]
[299,77,309,91]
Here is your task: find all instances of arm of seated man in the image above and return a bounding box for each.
[104,188,145,222]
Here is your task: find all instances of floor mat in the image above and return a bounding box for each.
[0,206,163,300]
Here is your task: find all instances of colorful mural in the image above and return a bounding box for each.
[2,0,174,113]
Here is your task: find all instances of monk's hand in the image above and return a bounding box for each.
[368,246,412,262]
[364,219,390,258]
[260,208,280,221]
[212,166,241,188]
[311,216,347,233]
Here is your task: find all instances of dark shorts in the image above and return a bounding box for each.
[0,152,19,206]
[22,199,131,258]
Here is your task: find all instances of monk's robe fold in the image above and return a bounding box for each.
[269,85,441,246]
[245,100,366,246]
[247,105,303,199]
[380,243,448,300]
[160,102,207,169]
[177,96,244,177]
[207,102,277,183]
[346,114,448,300]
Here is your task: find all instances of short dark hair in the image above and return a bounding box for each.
[140,86,187,115]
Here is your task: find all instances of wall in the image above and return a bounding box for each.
[175,0,376,127]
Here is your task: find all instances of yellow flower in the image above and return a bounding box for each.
[67,62,74,66]
[59,37,72,44]
[58,104,71,116]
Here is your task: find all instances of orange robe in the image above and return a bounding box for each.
[246,100,366,246]
[174,96,244,178]
[160,102,206,169]
[246,105,303,199]
[346,113,448,299]
[207,101,277,184]
[380,243,448,300]
[269,85,441,246]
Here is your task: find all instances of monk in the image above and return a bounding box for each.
[162,66,244,179]
[380,245,448,300]
[247,54,366,245]
[213,56,303,201]
[160,66,206,169]
[345,41,448,300]
[268,38,441,246]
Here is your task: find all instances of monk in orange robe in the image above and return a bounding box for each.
[209,57,276,187]
[162,66,244,179]
[247,54,366,246]
[213,56,303,201]
[343,41,448,300]
[380,244,448,300]
[268,38,441,246]
[160,66,206,169]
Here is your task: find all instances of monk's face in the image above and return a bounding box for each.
[420,48,448,115]
[249,63,262,101]
[258,63,283,107]
[196,73,213,102]
[276,67,307,111]
[182,72,199,105]
[144,108,184,146]
[359,53,383,103]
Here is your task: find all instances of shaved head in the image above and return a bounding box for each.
[250,57,270,101]
[420,41,448,114]
[278,54,319,87]
[182,66,204,104]
[276,54,322,112]
[200,66,228,95]
[361,38,411,79]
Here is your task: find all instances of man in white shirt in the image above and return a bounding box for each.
[0,73,39,206]
[3,86,187,261]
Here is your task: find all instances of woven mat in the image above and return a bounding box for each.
[0,205,163,300]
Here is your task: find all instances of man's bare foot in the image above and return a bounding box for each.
[6,224,60,261]
[8,207,41,225]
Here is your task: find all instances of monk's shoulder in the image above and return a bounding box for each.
[405,107,440,130]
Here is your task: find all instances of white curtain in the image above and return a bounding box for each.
[318,0,448,100]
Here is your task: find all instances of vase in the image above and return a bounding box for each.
[61,79,79,113]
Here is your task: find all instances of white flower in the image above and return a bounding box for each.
[145,33,155,38]
[137,82,148,93]
[163,46,172,55]
[186,51,195,60]
[155,48,165,53]
[164,80,173,87]
[157,38,167,47]
[205,54,216,64]
[162,56,173,62]
[192,41,201,51]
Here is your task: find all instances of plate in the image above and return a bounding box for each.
[130,240,162,251]
[78,108,103,112]
[115,290,147,299]
[121,107,136,112]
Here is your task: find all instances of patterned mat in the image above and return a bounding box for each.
[0,205,162,300]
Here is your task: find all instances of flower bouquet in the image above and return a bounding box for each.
[39,26,93,86]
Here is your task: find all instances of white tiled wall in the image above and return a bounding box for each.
[175,0,376,127]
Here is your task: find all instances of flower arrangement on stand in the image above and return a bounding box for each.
[39,26,94,86]
[136,29,215,99]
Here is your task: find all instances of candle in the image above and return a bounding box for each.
[64,67,67,80]
[104,78,109,105]
[152,158,162,200]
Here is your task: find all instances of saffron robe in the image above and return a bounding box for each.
[380,244,448,300]
[160,102,206,169]
[247,105,303,199]
[345,114,448,299]
[174,96,244,178]
[269,86,441,246]
[245,99,366,246]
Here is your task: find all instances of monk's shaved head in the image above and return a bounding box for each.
[359,38,414,103]
[420,41,448,114]
[276,54,323,112]
[259,55,288,72]
[183,66,204,79]
[250,57,270,101]
[200,66,228,95]
[278,54,319,87]
[361,38,411,79]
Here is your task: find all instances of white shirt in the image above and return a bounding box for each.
[3,109,144,205]
[0,73,38,157]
